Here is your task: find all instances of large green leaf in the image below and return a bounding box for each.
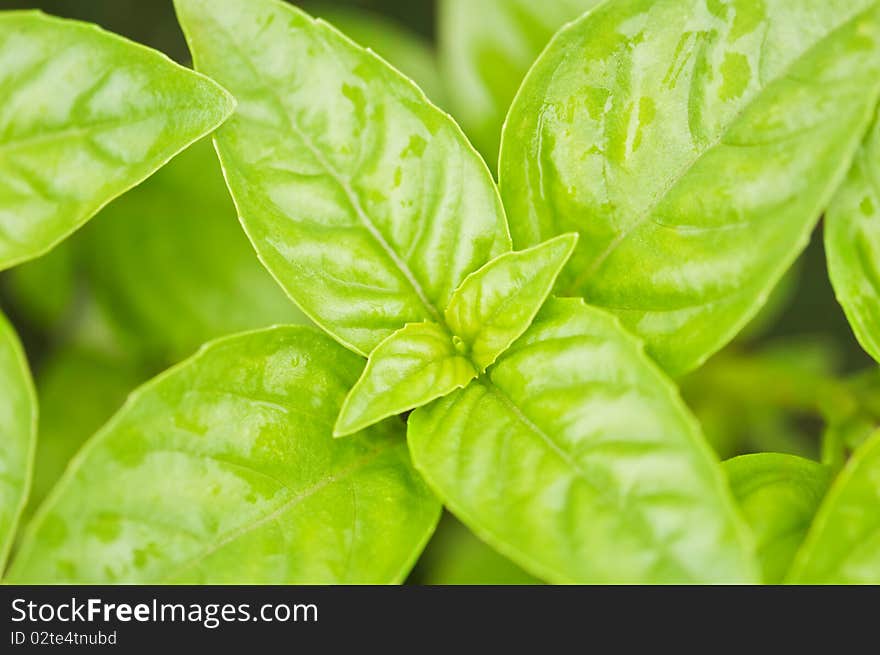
[500,0,880,375]
[724,453,831,584]
[788,430,880,583]
[0,311,36,572]
[438,0,601,165]
[309,4,447,106]
[335,322,476,438]
[826,112,880,364]
[25,348,144,519]
[8,327,440,584]
[0,11,234,271]
[445,233,577,371]
[408,298,758,583]
[80,138,307,365]
[175,0,510,357]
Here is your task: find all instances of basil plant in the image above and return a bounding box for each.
[2,0,880,585]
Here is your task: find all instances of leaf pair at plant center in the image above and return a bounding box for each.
[334,234,578,437]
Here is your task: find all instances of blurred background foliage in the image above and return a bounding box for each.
[1,0,878,585]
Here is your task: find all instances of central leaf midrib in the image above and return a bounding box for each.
[207,17,443,326]
[477,377,708,582]
[157,441,399,583]
[565,1,880,295]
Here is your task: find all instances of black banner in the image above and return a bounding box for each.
[1,585,874,650]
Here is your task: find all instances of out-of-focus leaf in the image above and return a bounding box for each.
[419,515,540,585]
[175,0,510,357]
[0,11,234,270]
[309,4,447,106]
[826,111,880,364]
[438,0,600,165]
[3,241,76,329]
[789,430,880,583]
[681,338,842,459]
[724,453,831,584]
[736,259,801,343]
[81,138,307,365]
[409,298,758,583]
[8,327,440,584]
[25,347,144,518]
[0,311,36,571]
[500,0,880,375]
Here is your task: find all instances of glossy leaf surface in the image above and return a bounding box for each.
[0,11,235,270]
[409,298,758,583]
[176,0,510,357]
[724,453,831,584]
[0,312,36,572]
[446,233,577,370]
[8,327,440,584]
[500,0,880,374]
[789,430,880,583]
[826,113,880,364]
[335,322,475,438]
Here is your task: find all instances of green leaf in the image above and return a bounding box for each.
[788,430,880,583]
[308,4,448,107]
[80,138,308,365]
[439,0,600,165]
[408,298,758,583]
[500,0,880,375]
[0,11,235,271]
[7,327,440,584]
[724,454,831,584]
[826,112,880,364]
[25,348,144,520]
[0,311,36,572]
[335,322,476,438]
[175,0,510,357]
[446,233,577,370]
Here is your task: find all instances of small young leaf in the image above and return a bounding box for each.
[80,138,308,365]
[0,11,235,271]
[408,298,758,583]
[445,233,577,371]
[724,453,831,584]
[7,327,440,584]
[438,0,600,165]
[175,0,511,357]
[788,430,880,584]
[310,4,448,107]
[500,0,880,375]
[0,312,37,572]
[335,322,476,438]
[826,114,880,364]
